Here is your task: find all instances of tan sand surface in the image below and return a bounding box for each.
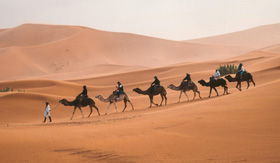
[187,23,280,48]
[0,24,279,162]
[0,24,256,81]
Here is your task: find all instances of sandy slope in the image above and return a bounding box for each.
[0,48,279,162]
[0,64,279,162]
[187,23,280,48]
[0,24,280,162]
[0,24,255,81]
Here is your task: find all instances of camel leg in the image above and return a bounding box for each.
[78,107,84,118]
[236,81,242,91]
[223,86,226,95]
[183,91,189,101]
[209,87,212,97]
[70,107,77,120]
[164,94,167,105]
[193,90,196,100]
[122,99,128,112]
[149,96,152,108]
[178,91,182,103]
[105,103,112,115]
[197,90,202,99]
[149,95,158,107]
[128,100,134,111]
[247,80,250,89]
[160,94,164,106]
[113,102,118,113]
[251,78,256,87]
[94,105,100,116]
[213,87,219,96]
[236,82,240,91]
[184,91,189,101]
[88,106,93,118]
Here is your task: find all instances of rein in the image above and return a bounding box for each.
[51,103,61,111]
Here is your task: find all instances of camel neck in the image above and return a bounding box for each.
[138,89,150,95]
[170,85,180,91]
[65,100,76,106]
[98,96,110,103]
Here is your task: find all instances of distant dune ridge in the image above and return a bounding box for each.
[187,23,280,47]
[2,23,280,81]
[0,23,280,162]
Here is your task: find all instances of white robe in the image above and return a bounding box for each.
[44,105,51,117]
[213,71,220,77]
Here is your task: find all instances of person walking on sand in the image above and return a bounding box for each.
[43,102,52,123]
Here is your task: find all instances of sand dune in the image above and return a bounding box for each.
[187,23,280,48]
[0,24,258,81]
[0,23,280,162]
[0,66,279,162]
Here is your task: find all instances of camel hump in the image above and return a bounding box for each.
[158,86,167,93]
[81,96,94,104]
[123,92,130,99]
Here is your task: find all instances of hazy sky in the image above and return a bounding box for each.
[1,0,280,40]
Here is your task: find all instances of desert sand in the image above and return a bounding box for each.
[0,24,279,162]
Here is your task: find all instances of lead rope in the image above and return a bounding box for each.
[51,103,61,111]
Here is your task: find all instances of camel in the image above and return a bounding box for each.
[198,79,228,97]
[225,72,255,91]
[167,82,202,103]
[133,86,167,108]
[95,92,134,115]
[59,96,100,120]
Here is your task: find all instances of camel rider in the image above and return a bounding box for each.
[213,69,221,80]
[151,76,160,93]
[238,63,245,79]
[182,73,192,87]
[78,85,88,99]
[116,81,124,99]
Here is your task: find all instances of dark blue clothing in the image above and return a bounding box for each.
[117,84,124,98]
[118,84,124,92]
[183,74,191,82]
[152,78,160,86]
[80,88,87,96]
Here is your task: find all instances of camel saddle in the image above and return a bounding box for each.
[113,90,124,95]
[235,71,247,79]
[180,81,193,89]
[76,95,88,102]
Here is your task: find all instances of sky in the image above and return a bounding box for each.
[1,0,280,40]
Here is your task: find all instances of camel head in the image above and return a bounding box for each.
[198,80,206,86]
[133,88,141,93]
[95,95,101,99]
[225,75,233,81]
[167,84,175,89]
[59,99,67,105]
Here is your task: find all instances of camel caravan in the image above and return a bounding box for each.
[59,63,255,120]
